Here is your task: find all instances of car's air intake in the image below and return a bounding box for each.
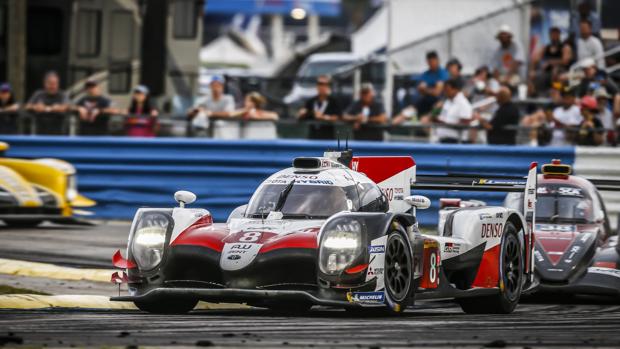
[292,157,322,169]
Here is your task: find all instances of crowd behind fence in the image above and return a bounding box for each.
[2,12,619,147]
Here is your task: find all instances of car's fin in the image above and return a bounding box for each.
[350,156,415,213]
[112,249,136,269]
[524,162,538,281]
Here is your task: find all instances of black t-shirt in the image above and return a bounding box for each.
[577,117,603,146]
[345,100,385,117]
[76,95,111,111]
[488,102,520,145]
[345,100,386,141]
[301,95,342,140]
[301,95,342,120]
[129,99,157,115]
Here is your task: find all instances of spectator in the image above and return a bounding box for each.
[532,27,574,94]
[75,80,112,136]
[413,51,449,116]
[446,58,464,85]
[188,76,236,137]
[476,87,520,145]
[521,103,556,146]
[570,1,602,38]
[125,85,159,137]
[466,66,500,103]
[298,75,342,139]
[231,92,279,121]
[576,19,605,69]
[343,83,387,141]
[593,87,615,144]
[0,83,19,134]
[577,95,604,146]
[25,71,70,135]
[550,87,582,146]
[490,25,525,88]
[433,78,472,144]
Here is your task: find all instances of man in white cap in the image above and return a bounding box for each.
[187,75,236,137]
[490,24,525,88]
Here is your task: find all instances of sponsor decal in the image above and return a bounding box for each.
[367,266,384,278]
[534,250,545,262]
[588,267,620,278]
[478,213,493,220]
[227,255,241,260]
[347,291,385,303]
[369,245,385,254]
[443,242,460,254]
[536,224,575,232]
[495,212,504,219]
[481,223,503,238]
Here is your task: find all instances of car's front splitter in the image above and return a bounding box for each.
[535,267,620,297]
[111,287,369,308]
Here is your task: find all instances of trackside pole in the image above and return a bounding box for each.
[524,162,538,282]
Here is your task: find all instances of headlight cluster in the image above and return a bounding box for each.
[131,211,172,271]
[66,175,77,202]
[319,219,364,275]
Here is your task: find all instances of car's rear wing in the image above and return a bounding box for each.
[413,175,528,192]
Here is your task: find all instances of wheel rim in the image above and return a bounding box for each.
[385,233,411,302]
[502,234,522,302]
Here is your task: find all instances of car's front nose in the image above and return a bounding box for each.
[535,230,597,284]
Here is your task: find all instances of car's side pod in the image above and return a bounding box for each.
[412,162,538,285]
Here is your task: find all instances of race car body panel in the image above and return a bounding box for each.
[503,160,620,297]
[0,150,95,223]
[112,151,538,313]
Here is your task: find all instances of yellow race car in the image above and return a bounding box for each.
[0,142,95,227]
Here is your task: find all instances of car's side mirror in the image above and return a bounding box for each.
[405,195,431,209]
[174,190,196,208]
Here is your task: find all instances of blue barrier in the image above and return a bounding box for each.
[1,136,575,226]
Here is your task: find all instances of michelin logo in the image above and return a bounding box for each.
[369,245,385,254]
[348,291,385,303]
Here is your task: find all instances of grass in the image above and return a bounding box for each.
[0,285,50,296]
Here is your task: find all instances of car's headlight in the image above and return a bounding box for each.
[319,219,363,275]
[66,175,77,202]
[131,211,172,271]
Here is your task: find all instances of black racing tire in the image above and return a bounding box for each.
[3,220,42,228]
[458,222,523,314]
[134,298,198,314]
[383,223,414,314]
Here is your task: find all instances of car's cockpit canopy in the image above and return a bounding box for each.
[244,167,388,220]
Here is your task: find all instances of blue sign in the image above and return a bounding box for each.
[205,0,341,17]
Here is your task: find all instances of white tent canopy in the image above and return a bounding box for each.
[353,0,531,74]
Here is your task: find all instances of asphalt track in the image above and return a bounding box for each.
[1,223,620,347]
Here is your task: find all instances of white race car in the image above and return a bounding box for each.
[111,150,538,314]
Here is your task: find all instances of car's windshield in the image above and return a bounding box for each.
[504,185,594,223]
[245,184,360,219]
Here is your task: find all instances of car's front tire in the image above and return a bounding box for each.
[458,222,523,314]
[383,223,414,314]
[134,298,198,314]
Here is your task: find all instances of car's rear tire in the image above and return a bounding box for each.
[383,224,414,314]
[3,220,42,228]
[134,298,198,314]
[458,222,523,314]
